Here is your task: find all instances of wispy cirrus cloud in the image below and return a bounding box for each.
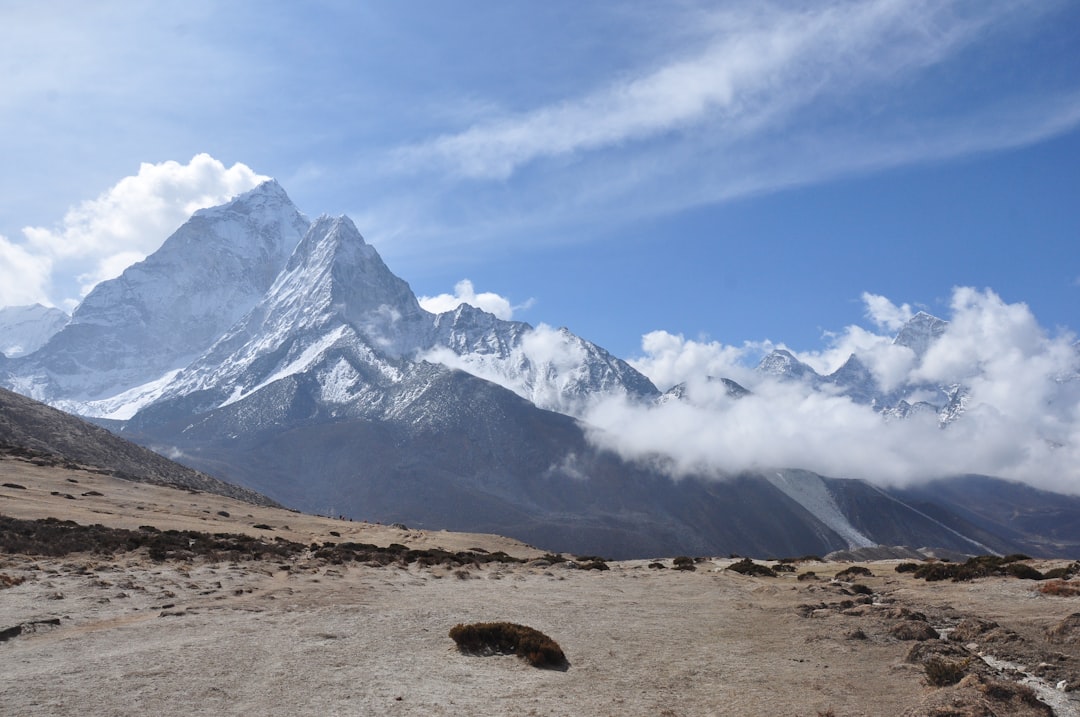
[394,1,1069,183]
[374,0,1080,258]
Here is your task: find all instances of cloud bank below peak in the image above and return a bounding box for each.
[587,287,1080,493]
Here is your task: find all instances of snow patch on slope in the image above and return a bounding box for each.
[221,324,351,407]
[56,369,185,420]
[318,357,362,404]
[765,470,876,549]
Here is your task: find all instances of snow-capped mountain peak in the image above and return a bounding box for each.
[3,181,310,405]
[756,348,819,382]
[423,308,659,415]
[287,214,426,347]
[893,311,948,359]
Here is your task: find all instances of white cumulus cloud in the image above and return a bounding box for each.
[9,154,268,308]
[0,234,53,307]
[418,279,532,320]
[628,331,757,392]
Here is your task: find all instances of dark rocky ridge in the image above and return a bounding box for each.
[0,388,277,507]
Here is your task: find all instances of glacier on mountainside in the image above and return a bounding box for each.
[0,304,70,358]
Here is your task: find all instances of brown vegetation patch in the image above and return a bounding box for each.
[911,555,1045,583]
[835,565,873,580]
[726,558,777,577]
[903,674,1054,717]
[0,516,524,568]
[1038,580,1080,597]
[448,622,568,669]
[672,556,696,571]
[890,621,940,641]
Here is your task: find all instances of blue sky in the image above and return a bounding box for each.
[1,0,1078,361]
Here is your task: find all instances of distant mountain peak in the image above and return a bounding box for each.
[893,311,948,358]
[757,348,818,381]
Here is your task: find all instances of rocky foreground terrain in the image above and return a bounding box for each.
[4,453,1080,716]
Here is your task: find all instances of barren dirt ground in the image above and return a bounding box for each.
[4,456,1080,716]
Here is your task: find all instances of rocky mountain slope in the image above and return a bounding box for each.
[0,387,275,506]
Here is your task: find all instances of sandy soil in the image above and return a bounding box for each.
[4,457,1080,716]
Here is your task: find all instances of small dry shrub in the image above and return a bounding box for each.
[948,617,1000,643]
[0,573,26,588]
[1043,562,1080,580]
[979,679,1041,706]
[727,558,777,578]
[924,656,970,686]
[1005,562,1045,580]
[1046,613,1080,644]
[835,565,873,580]
[672,556,696,571]
[449,622,567,668]
[1038,579,1080,597]
[913,555,1045,582]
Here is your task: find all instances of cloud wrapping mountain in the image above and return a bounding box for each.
[591,289,1080,491]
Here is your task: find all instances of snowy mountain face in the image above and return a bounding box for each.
[756,348,821,383]
[425,304,659,415]
[138,214,427,417]
[0,304,69,358]
[2,180,309,404]
[657,376,750,406]
[23,183,657,423]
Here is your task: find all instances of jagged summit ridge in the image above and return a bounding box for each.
[2,180,310,405]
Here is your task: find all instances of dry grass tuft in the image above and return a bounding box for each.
[924,656,970,686]
[0,572,26,588]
